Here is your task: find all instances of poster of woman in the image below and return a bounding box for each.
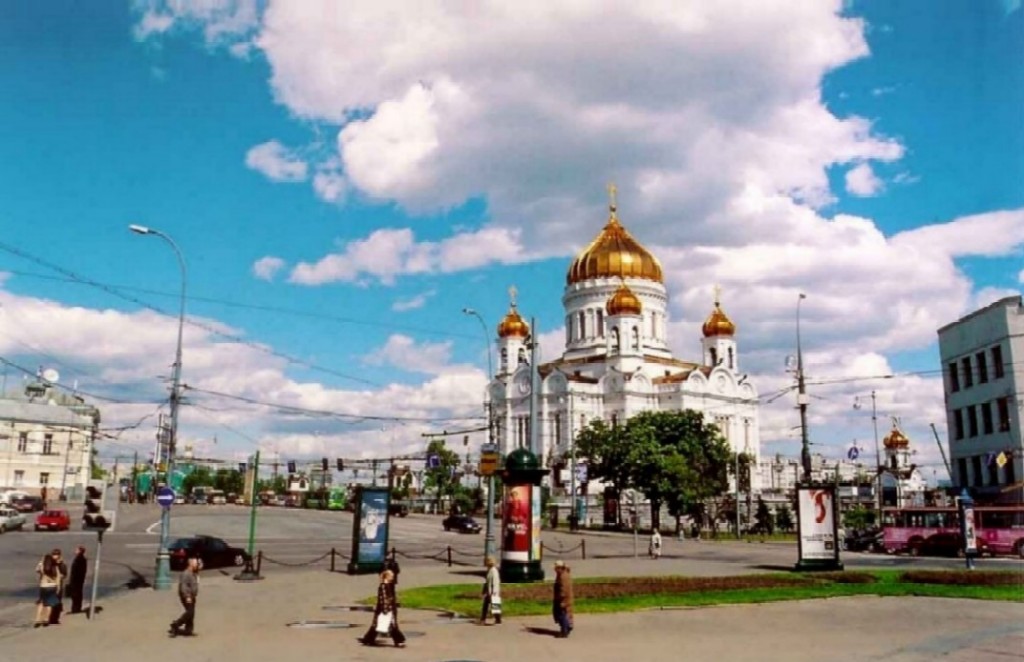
[502,485,530,562]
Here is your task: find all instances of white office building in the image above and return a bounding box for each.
[937,295,1023,500]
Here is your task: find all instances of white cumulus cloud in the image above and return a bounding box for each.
[251,256,285,281]
[245,140,308,183]
[845,162,883,196]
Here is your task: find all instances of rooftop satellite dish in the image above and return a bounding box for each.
[42,368,60,383]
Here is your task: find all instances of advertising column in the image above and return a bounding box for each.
[795,485,843,571]
[499,448,547,583]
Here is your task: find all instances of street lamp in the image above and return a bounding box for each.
[461,308,497,561]
[129,223,186,591]
[796,293,810,483]
[853,391,882,522]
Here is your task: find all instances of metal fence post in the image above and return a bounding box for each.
[256,550,263,576]
[330,547,336,572]
[447,546,452,567]
[581,538,587,560]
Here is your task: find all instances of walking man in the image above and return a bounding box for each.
[168,557,200,637]
[649,529,662,559]
[68,546,87,614]
[479,556,502,625]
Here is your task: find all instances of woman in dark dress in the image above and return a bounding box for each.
[359,569,406,648]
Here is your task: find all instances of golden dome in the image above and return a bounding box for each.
[606,283,643,316]
[702,293,736,337]
[566,189,663,285]
[497,303,530,339]
[883,424,910,449]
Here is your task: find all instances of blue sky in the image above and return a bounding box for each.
[0,1,1021,478]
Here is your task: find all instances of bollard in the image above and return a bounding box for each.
[330,547,336,573]
[447,546,452,567]
[256,550,263,576]
[581,538,587,560]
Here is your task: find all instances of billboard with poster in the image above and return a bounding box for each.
[347,486,390,574]
[531,484,542,559]
[502,484,531,562]
[795,485,843,570]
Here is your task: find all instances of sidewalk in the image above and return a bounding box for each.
[3,556,1022,662]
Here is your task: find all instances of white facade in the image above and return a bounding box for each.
[937,295,1023,498]
[0,381,100,501]
[489,205,761,492]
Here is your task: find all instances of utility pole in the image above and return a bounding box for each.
[796,293,811,483]
[734,451,741,539]
[529,317,540,458]
[60,433,72,501]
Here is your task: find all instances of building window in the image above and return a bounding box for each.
[975,352,988,384]
[500,348,508,373]
[17,432,28,453]
[957,458,968,487]
[967,406,978,438]
[961,357,973,389]
[989,459,999,486]
[947,362,959,392]
[596,309,604,338]
[972,456,983,487]
[554,413,562,447]
[13,470,24,486]
[997,397,1011,432]
[991,345,1004,379]
[728,347,735,370]
[578,312,586,340]
[1008,459,1017,486]
[980,402,993,435]
[43,434,54,455]
[709,347,718,366]
[39,472,50,486]
[953,409,964,440]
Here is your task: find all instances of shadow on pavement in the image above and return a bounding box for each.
[523,626,562,638]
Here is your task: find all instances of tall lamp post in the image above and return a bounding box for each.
[129,224,186,591]
[461,308,497,561]
[796,293,811,483]
[853,391,882,522]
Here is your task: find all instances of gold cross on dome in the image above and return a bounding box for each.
[714,284,722,306]
[508,285,518,307]
[607,182,618,211]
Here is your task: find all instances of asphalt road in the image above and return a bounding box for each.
[1,503,1020,630]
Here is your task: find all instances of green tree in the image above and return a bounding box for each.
[577,410,732,531]
[754,496,774,535]
[90,448,106,480]
[775,504,794,533]
[423,438,461,513]
[182,466,214,496]
[213,468,244,495]
[843,505,872,531]
[257,474,286,495]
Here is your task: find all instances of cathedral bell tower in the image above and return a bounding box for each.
[701,287,738,371]
[497,286,530,375]
[605,282,644,373]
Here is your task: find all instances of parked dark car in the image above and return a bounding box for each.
[442,515,482,534]
[389,502,410,518]
[168,535,250,571]
[844,528,884,553]
[12,495,44,513]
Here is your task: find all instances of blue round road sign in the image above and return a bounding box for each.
[157,487,176,508]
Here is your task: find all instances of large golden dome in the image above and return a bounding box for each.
[566,190,663,285]
[497,303,530,339]
[606,283,643,316]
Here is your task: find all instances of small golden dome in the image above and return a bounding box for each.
[566,187,663,285]
[497,304,530,339]
[606,283,643,316]
[702,298,736,338]
[883,424,910,449]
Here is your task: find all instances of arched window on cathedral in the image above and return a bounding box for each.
[565,316,571,345]
[518,347,527,365]
[610,327,619,353]
[596,309,604,337]
[728,347,734,370]
[578,311,586,340]
[709,347,717,366]
[631,326,639,350]
[650,312,656,338]
[501,348,508,373]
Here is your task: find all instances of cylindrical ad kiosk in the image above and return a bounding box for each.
[499,448,547,583]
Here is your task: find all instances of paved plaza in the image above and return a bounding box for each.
[1,546,1022,661]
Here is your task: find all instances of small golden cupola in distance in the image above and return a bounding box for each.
[702,286,737,337]
[606,281,643,316]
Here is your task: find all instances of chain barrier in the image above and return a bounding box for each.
[260,550,333,568]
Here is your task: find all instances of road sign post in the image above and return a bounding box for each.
[156,487,175,509]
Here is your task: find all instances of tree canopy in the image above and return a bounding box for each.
[576,409,732,529]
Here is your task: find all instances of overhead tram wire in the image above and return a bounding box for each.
[0,240,379,387]
[183,384,488,424]
[2,268,481,343]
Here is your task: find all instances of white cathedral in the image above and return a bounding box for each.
[487,192,761,494]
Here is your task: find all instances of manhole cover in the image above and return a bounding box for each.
[322,605,374,612]
[287,621,356,629]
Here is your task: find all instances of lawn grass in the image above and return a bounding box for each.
[391,569,1024,618]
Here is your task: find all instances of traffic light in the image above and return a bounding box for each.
[238,462,247,473]
[287,460,296,474]
[322,457,329,472]
[336,458,344,471]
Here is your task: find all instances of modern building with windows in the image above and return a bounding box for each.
[488,192,761,495]
[0,378,100,501]
[937,295,1023,500]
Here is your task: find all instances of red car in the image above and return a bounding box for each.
[35,510,71,532]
